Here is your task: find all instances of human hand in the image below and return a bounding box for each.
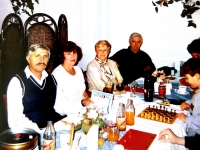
[152,70,158,77]
[82,98,94,106]
[180,102,190,111]
[115,62,119,67]
[158,128,185,145]
[176,113,187,122]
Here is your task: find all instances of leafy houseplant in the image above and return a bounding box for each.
[75,106,106,134]
[152,0,200,28]
[10,0,39,16]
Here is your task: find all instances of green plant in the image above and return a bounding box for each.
[152,0,200,28]
[10,0,39,16]
[75,106,106,134]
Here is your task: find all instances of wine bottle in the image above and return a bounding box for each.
[144,69,154,102]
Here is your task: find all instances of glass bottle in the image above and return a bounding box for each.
[144,69,154,102]
[125,99,135,125]
[43,121,56,150]
[158,82,166,97]
[116,103,126,131]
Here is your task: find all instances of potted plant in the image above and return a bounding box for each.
[152,0,200,28]
[75,106,106,135]
[10,0,39,16]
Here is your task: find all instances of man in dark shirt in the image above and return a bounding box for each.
[110,32,156,85]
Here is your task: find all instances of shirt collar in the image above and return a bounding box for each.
[24,66,48,82]
[95,56,107,64]
[128,46,141,53]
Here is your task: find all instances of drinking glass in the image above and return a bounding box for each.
[130,86,136,97]
[107,125,119,142]
[104,81,113,94]
[116,82,125,97]
[128,81,138,98]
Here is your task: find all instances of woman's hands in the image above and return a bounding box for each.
[176,102,188,122]
[82,98,94,106]
[176,113,187,122]
[158,128,185,145]
[82,91,94,106]
[180,102,190,110]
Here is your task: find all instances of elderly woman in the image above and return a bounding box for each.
[86,40,123,93]
[52,41,93,115]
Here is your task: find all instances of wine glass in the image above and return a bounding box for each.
[128,81,138,98]
[116,82,125,97]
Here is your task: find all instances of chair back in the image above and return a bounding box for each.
[1,13,24,94]
[53,14,68,68]
[24,13,58,73]
[58,14,68,45]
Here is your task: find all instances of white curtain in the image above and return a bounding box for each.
[1,0,200,71]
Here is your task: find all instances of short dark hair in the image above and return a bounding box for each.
[181,58,200,76]
[59,41,83,64]
[187,38,200,54]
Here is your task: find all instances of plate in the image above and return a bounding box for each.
[174,89,189,95]
[156,101,170,106]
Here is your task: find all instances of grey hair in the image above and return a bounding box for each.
[129,32,143,42]
[26,44,51,57]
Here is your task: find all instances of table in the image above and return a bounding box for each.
[53,78,192,150]
[107,93,187,150]
[53,92,188,150]
[97,92,187,150]
[134,77,192,101]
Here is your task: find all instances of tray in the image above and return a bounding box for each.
[117,129,156,150]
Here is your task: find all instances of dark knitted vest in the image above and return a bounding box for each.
[15,71,65,128]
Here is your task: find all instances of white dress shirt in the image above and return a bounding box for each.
[52,65,85,116]
[7,66,48,133]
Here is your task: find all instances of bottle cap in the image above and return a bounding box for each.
[159,82,164,85]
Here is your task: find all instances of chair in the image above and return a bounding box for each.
[54,14,68,68]
[24,13,58,73]
[83,70,91,96]
[58,14,68,46]
[1,13,24,119]
[1,13,24,95]
[68,123,74,149]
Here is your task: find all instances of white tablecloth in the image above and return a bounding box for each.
[107,92,187,150]
[54,91,188,150]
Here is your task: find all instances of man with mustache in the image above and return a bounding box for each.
[7,44,64,133]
